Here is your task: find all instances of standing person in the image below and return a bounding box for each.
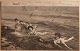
[53,33,74,50]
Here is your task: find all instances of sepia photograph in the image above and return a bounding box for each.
[0,0,79,50]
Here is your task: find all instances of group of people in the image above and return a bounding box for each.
[14,18,74,50]
[14,18,36,36]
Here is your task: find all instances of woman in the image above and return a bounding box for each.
[53,33,74,50]
[27,26,36,36]
[14,18,20,31]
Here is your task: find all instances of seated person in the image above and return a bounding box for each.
[27,26,36,36]
[15,21,24,32]
[14,18,19,30]
[25,22,30,28]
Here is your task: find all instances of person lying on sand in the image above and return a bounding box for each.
[53,33,74,50]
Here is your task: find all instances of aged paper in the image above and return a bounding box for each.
[0,0,79,51]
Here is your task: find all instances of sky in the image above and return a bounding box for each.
[0,0,79,6]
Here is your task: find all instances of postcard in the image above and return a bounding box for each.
[0,0,79,51]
